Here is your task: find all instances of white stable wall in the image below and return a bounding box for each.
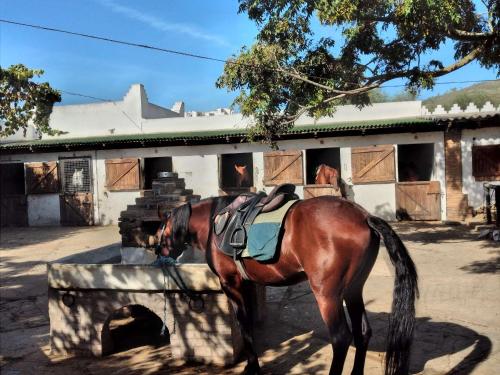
[27,194,60,226]
[43,84,181,140]
[3,81,498,225]
[0,130,449,224]
[1,151,100,225]
[461,127,500,209]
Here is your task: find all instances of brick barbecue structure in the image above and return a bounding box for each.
[119,172,200,247]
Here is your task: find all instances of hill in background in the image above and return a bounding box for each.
[422,80,500,111]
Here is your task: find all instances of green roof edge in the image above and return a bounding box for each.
[0,117,435,151]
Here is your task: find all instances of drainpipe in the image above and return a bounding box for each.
[94,149,100,225]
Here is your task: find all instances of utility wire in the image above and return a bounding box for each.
[2,18,498,89]
[59,90,142,131]
[59,90,111,102]
[0,19,229,63]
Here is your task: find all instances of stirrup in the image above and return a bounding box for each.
[229,226,246,248]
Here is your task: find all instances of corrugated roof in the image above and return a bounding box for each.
[423,111,500,122]
[0,117,453,153]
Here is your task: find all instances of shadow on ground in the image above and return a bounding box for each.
[252,307,492,375]
[460,250,500,274]
[0,227,84,250]
[393,222,499,249]
[0,224,495,374]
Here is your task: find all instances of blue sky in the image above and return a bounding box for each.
[1,0,497,111]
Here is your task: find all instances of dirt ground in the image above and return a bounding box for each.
[1,223,499,374]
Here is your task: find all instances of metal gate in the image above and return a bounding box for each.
[59,157,94,225]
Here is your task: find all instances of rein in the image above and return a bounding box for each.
[152,223,205,335]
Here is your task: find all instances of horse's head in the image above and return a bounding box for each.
[315,164,329,184]
[315,164,340,189]
[234,164,247,174]
[155,203,192,259]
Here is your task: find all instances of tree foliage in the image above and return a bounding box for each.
[217,0,499,146]
[0,64,62,138]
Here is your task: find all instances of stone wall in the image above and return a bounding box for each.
[47,258,257,366]
[49,288,243,365]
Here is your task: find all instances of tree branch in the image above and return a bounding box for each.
[367,46,483,84]
[279,84,379,126]
[447,28,493,41]
[427,46,483,77]
[272,46,483,128]
[275,62,379,95]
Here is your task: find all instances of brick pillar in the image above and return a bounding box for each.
[444,128,468,221]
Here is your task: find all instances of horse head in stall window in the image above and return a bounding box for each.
[315,164,346,196]
[234,164,251,187]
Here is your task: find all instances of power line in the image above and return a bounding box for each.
[59,90,142,131]
[3,18,497,100]
[0,19,229,64]
[59,90,111,102]
[2,18,498,88]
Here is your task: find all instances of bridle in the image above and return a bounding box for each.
[153,213,204,314]
[156,212,174,256]
[155,211,190,256]
[155,222,167,255]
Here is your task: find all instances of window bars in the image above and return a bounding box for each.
[59,158,92,193]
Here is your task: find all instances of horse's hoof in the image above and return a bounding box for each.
[242,362,261,375]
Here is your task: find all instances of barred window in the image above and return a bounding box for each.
[60,158,92,193]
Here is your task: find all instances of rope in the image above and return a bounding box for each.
[151,255,178,267]
[152,255,177,336]
[151,255,205,336]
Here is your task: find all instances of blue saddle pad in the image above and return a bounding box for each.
[247,223,282,261]
[243,200,298,262]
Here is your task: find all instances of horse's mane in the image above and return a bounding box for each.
[171,203,192,249]
[171,196,238,248]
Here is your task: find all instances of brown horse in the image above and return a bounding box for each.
[315,164,340,188]
[234,164,251,187]
[156,196,418,375]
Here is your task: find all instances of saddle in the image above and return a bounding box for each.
[214,184,298,258]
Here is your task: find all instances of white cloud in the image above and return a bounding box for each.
[97,0,230,47]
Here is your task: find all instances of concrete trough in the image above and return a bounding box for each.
[47,245,245,365]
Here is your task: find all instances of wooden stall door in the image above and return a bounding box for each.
[0,163,28,226]
[396,181,441,220]
[264,150,304,185]
[105,158,141,190]
[219,187,257,196]
[0,195,28,227]
[59,157,94,226]
[303,185,342,199]
[472,145,500,181]
[351,146,395,184]
[25,161,60,194]
[60,193,94,226]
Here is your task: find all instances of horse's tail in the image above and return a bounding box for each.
[367,216,419,375]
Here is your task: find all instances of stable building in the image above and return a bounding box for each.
[1,84,499,228]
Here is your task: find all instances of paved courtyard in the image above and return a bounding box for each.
[1,223,499,374]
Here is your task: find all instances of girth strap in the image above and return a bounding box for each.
[234,259,250,280]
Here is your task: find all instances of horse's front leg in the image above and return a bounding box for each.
[221,280,261,375]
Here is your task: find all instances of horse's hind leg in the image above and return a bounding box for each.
[345,292,371,375]
[313,292,352,375]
